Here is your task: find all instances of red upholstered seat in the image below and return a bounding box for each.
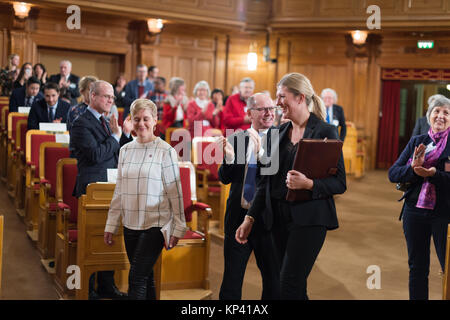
[118,108,124,126]
[10,114,27,142]
[183,230,204,240]
[44,147,70,197]
[49,202,58,211]
[195,141,219,181]
[62,163,78,223]
[17,121,27,152]
[208,186,220,193]
[179,164,212,222]
[31,134,55,178]
[180,166,193,222]
[68,229,77,242]
[2,109,9,130]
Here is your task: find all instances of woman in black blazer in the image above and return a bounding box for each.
[389,96,450,300]
[236,73,347,299]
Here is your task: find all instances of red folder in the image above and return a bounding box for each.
[286,138,343,202]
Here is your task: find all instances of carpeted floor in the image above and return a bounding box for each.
[0,170,444,300]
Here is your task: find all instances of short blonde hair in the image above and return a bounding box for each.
[130,99,157,119]
[193,80,211,97]
[79,76,98,94]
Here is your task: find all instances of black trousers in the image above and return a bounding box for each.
[219,221,280,300]
[402,204,448,300]
[271,199,327,300]
[123,227,164,300]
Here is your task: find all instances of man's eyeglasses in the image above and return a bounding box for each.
[99,94,116,101]
[249,107,276,113]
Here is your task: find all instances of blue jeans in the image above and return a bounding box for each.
[402,204,448,300]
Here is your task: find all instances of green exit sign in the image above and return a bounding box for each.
[417,41,434,49]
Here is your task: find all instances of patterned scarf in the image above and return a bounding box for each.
[409,127,450,210]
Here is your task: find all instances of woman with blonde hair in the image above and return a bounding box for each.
[104,99,187,300]
[236,73,346,299]
[162,77,189,132]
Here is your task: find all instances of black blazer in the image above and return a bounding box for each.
[331,104,347,141]
[70,109,121,198]
[9,86,43,112]
[411,116,430,137]
[247,113,347,231]
[27,98,70,130]
[49,73,80,101]
[388,133,450,219]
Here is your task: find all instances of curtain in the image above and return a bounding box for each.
[376,80,401,169]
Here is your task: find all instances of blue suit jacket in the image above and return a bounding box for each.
[331,104,347,141]
[123,79,154,118]
[70,109,122,198]
[27,98,70,130]
[9,87,43,112]
[388,133,450,219]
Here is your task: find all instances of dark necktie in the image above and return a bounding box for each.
[100,116,110,135]
[48,107,54,121]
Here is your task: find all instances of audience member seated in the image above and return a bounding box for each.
[147,76,167,121]
[12,62,33,90]
[113,74,127,109]
[27,82,70,130]
[223,77,255,132]
[148,65,159,85]
[9,76,43,112]
[162,77,188,133]
[187,80,218,138]
[122,64,153,119]
[211,88,225,133]
[5,53,20,72]
[33,63,48,88]
[49,60,80,106]
[0,54,20,96]
[66,76,98,132]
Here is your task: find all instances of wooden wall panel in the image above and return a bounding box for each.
[140,28,217,96]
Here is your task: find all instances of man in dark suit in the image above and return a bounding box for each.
[217,93,280,300]
[49,60,80,105]
[412,115,430,136]
[122,64,153,119]
[9,76,43,112]
[27,82,70,130]
[70,80,129,300]
[321,88,347,141]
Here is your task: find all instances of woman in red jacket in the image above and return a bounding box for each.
[162,77,188,132]
[186,80,220,138]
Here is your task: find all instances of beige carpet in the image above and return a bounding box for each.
[0,170,444,299]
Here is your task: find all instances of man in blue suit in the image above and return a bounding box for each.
[70,80,130,300]
[9,77,43,112]
[122,64,153,118]
[321,88,347,141]
[27,82,70,130]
